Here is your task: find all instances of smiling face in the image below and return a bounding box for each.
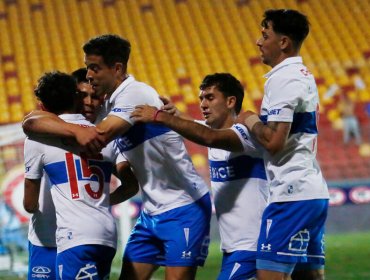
[199,85,236,129]
[256,21,285,68]
[84,54,120,99]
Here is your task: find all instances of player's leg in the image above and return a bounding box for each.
[291,263,325,280]
[217,251,257,280]
[161,194,212,280]
[165,266,198,280]
[120,261,159,280]
[28,242,56,280]
[292,200,328,280]
[256,199,328,280]
[120,211,161,280]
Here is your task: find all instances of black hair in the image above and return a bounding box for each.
[34,71,77,114]
[83,34,131,67]
[71,68,88,84]
[261,9,309,48]
[200,73,244,114]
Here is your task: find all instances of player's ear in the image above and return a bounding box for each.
[115,62,124,75]
[280,35,290,51]
[227,96,237,110]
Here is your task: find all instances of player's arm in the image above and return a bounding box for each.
[22,110,104,151]
[240,110,291,156]
[95,115,132,144]
[131,105,243,152]
[23,178,41,213]
[110,161,139,205]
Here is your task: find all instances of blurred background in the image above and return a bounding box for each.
[0,0,369,279]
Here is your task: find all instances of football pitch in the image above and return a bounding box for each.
[2,231,369,279]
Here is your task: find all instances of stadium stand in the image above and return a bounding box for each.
[0,0,369,181]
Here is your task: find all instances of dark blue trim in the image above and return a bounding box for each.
[209,155,266,182]
[116,123,171,152]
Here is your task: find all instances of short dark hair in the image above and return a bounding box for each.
[83,34,131,67]
[261,9,309,48]
[34,71,77,114]
[71,68,88,84]
[200,73,244,114]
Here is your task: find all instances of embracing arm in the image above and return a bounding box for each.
[23,178,41,213]
[240,111,291,156]
[131,105,243,152]
[110,161,139,205]
[22,110,75,138]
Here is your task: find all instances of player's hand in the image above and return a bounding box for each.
[130,105,158,123]
[159,96,179,116]
[74,126,106,155]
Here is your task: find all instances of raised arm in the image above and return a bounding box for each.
[110,161,139,205]
[131,105,244,152]
[239,110,290,156]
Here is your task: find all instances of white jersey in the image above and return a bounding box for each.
[260,56,329,203]
[24,114,117,253]
[27,173,57,248]
[104,75,209,215]
[207,122,268,252]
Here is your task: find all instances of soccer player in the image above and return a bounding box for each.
[23,71,137,279]
[239,9,329,280]
[22,34,211,280]
[131,73,268,280]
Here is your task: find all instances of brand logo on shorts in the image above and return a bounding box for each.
[76,263,98,280]
[261,243,272,251]
[289,229,310,252]
[32,266,51,278]
[182,251,192,259]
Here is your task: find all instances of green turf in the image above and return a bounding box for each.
[325,231,370,280]
[2,231,369,279]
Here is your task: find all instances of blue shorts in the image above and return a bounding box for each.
[217,250,257,280]
[257,199,328,273]
[57,244,116,279]
[123,193,212,267]
[28,242,57,280]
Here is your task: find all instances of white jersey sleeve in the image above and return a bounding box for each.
[263,75,304,123]
[108,79,162,125]
[230,123,263,158]
[24,137,44,180]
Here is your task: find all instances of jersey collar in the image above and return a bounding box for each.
[108,75,135,104]
[264,56,303,78]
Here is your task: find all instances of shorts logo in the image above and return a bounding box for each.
[182,251,192,259]
[32,266,51,278]
[261,243,272,251]
[76,263,98,279]
[230,262,241,279]
[289,229,310,252]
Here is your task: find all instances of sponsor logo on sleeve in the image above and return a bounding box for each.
[268,109,282,116]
